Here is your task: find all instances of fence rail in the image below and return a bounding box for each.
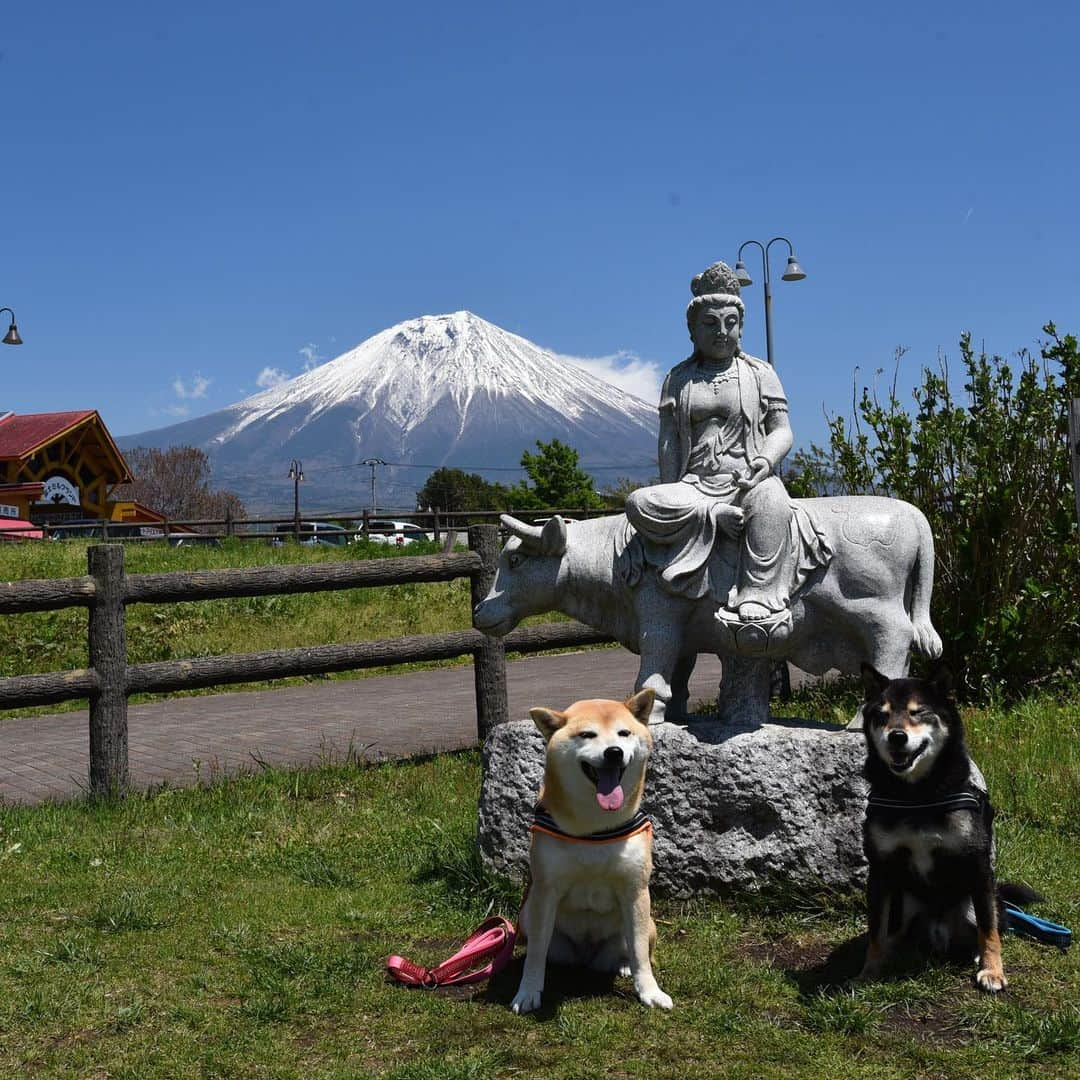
[7,505,613,543]
[0,525,613,797]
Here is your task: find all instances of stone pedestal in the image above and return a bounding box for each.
[478,717,869,897]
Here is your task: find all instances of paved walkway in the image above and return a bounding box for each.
[0,649,731,806]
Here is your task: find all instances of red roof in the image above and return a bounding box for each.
[0,411,96,459]
[0,518,44,539]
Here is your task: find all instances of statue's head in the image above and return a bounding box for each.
[686,261,745,362]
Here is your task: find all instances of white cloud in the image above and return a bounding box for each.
[161,404,190,418]
[298,343,324,371]
[563,350,663,405]
[172,374,211,400]
[256,366,290,389]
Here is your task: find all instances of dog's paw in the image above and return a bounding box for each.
[637,985,673,1010]
[617,964,632,979]
[976,968,1008,993]
[510,986,543,1014]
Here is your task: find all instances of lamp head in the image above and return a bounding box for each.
[1,308,22,345]
[781,255,806,281]
[734,260,753,287]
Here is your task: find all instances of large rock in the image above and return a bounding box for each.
[478,717,869,897]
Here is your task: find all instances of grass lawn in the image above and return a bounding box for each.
[0,690,1076,1078]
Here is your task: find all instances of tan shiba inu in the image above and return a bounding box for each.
[510,690,672,1015]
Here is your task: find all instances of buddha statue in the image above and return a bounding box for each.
[625,261,830,633]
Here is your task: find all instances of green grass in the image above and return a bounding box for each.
[0,690,1076,1078]
[0,538,576,718]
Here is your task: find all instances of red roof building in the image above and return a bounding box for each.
[0,410,163,529]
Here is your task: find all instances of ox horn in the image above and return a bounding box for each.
[500,514,568,556]
[500,515,544,545]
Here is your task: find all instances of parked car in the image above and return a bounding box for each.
[363,520,433,546]
[168,534,221,548]
[272,522,352,547]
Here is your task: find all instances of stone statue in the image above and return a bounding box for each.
[625,261,829,641]
[473,262,943,727]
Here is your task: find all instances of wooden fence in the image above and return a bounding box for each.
[10,506,613,544]
[0,524,611,797]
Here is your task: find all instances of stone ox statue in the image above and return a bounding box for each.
[475,261,943,726]
[473,502,942,726]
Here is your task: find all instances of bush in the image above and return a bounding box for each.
[794,325,1080,698]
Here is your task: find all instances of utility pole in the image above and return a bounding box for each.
[288,459,304,539]
[360,458,387,514]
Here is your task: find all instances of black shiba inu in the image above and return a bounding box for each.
[858,664,1035,992]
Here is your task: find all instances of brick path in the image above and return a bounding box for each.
[0,649,729,806]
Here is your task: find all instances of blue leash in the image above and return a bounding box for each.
[1004,903,1072,950]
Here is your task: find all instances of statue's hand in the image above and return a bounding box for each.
[715,503,745,538]
[737,458,771,492]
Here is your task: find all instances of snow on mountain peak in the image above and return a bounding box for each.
[216,311,657,446]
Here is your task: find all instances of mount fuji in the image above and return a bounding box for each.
[119,312,661,512]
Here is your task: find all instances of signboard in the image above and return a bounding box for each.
[40,475,80,507]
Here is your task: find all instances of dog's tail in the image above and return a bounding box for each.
[908,504,943,659]
[998,881,1044,908]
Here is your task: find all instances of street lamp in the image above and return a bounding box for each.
[734,237,806,368]
[1,308,23,346]
[288,459,304,539]
[359,457,387,514]
[735,238,806,703]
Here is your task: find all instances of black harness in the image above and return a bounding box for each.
[531,805,652,843]
[866,788,984,823]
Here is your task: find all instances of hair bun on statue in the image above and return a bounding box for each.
[690,261,741,299]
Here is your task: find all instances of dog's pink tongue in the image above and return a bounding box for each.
[596,767,625,812]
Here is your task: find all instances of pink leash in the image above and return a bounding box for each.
[386,915,517,989]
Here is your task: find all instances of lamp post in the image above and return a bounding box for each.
[360,457,387,514]
[288,459,304,539]
[734,237,806,369]
[734,238,806,702]
[1,308,23,346]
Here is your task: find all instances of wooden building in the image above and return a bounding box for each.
[0,410,165,532]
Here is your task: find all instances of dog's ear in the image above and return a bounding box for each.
[928,664,955,699]
[529,706,568,741]
[623,688,655,725]
[860,662,890,701]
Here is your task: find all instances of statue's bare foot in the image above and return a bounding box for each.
[738,601,775,622]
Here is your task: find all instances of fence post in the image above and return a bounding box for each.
[362,508,370,539]
[88,544,129,798]
[225,506,234,538]
[1070,398,1080,531]
[469,524,508,742]
[433,506,441,545]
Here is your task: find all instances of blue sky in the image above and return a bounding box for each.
[4,1,1078,460]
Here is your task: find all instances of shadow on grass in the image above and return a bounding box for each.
[410,955,624,1018]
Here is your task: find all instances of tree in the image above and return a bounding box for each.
[416,467,509,513]
[117,446,247,522]
[598,475,649,510]
[797,325,1080,697]
[507,439,604,510]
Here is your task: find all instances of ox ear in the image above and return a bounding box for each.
[539,515,568,556]
[624,688,655,725]
[529,706,568,742]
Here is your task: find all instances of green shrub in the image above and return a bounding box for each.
[793,325,1080,697]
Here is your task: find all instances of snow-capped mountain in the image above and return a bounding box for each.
[119,312,660,511]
